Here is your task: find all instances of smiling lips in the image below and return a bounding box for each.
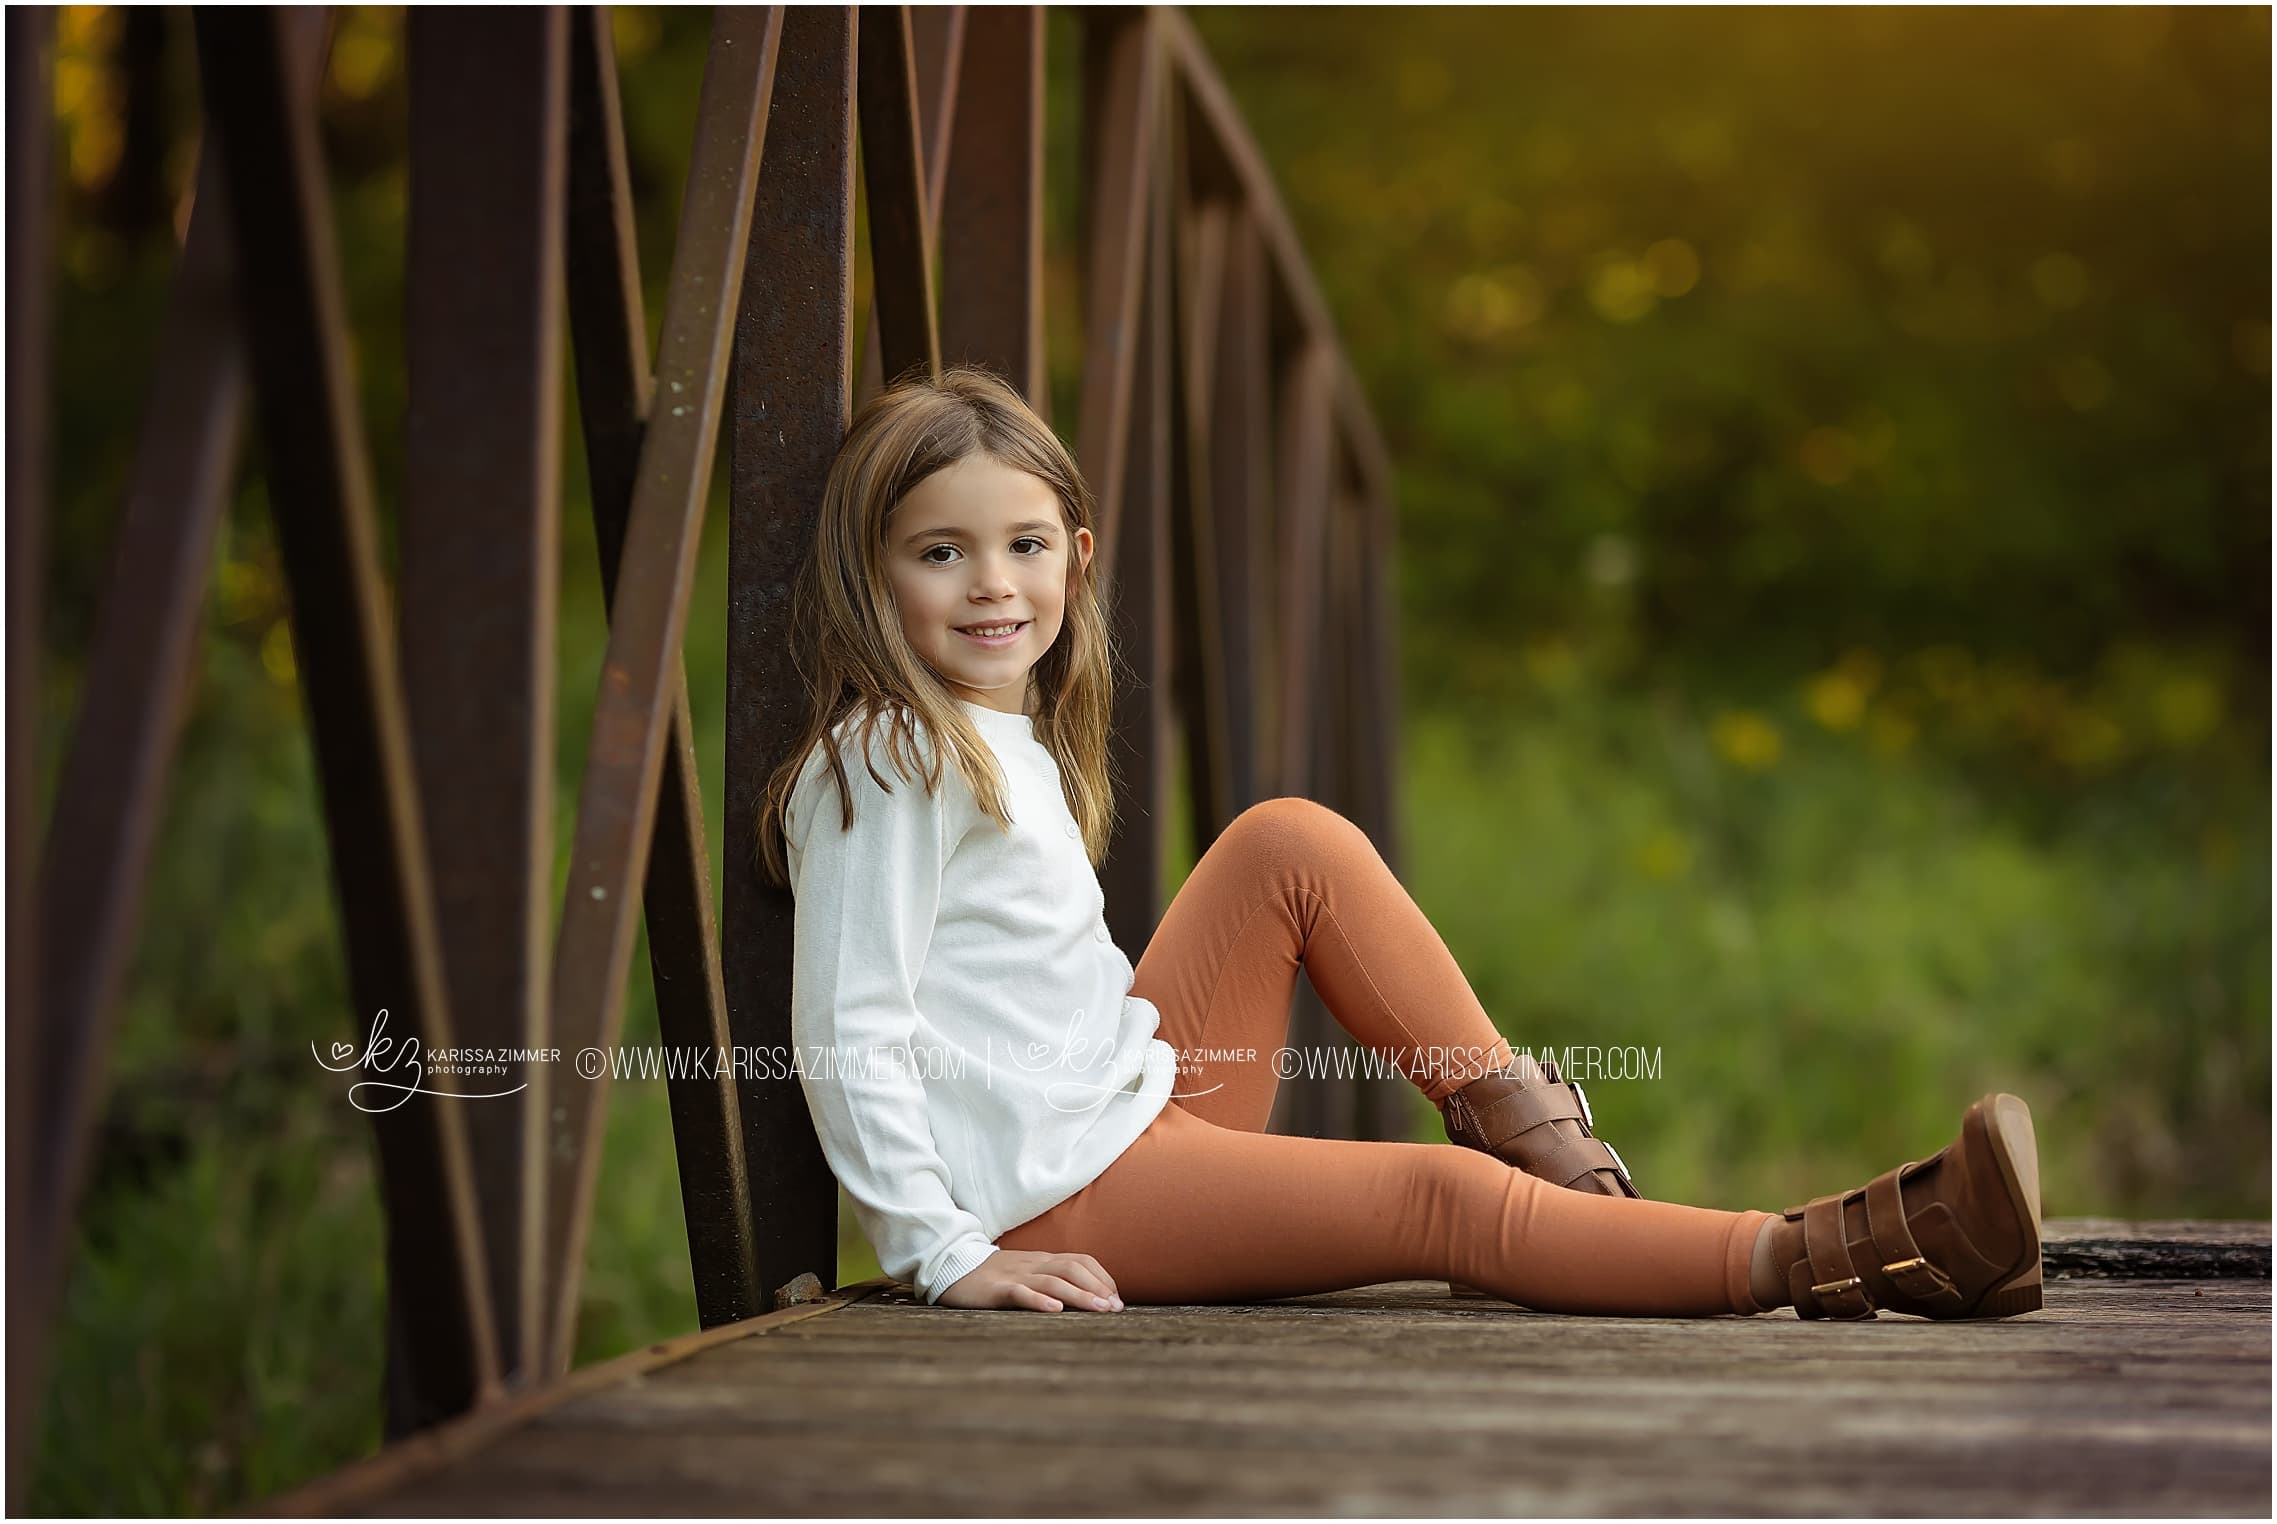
[956,619,1029,646]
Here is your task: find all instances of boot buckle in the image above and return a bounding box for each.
[1882,1255,1958,1299]
[1570,1078,1596,1133]
[1810,1273,1865,1299]
[1602,1139,1637,1193]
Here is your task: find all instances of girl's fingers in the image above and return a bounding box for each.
[1012,1283,1063,1312]
[1076,1255,1120,1300]
[1051,1260,1112,1299]
[1036,1274,1117,1312]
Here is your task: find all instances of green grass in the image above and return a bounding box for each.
[1396,693,2268,1219]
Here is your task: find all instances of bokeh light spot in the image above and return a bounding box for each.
[1712,710,1784,771]
[1643,238,1701,298]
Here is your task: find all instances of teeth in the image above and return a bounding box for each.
[961,622,1025,637]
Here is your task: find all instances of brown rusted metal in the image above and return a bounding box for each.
[542,4,784,1378]
[401,5,567,1390]
[18,10,1405,1483]
[1338,461,1408,1143]
[939,6,1046,404]
[1355,443,1402,870]
[1260,337,1345,1143]
[567,5,657,503]
[1204,203,1274,822]
[723,3,857,1308]
[1098,16,1176,961]
[908,6,966,205]
[856,6,942,389]
[1156,8,1391,513]
[1076,8,1161,587]
[564,3,763,1338]
[16,10,334,1484]
[5,9,53,1507]
[1171,191,1232,844]
[190,5,505,1433]
[1272,341,1339,798]
[853,5,962,410]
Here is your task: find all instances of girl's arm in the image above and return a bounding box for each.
[786,726,997,1305]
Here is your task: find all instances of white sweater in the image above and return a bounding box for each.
[784,697,1178,1303]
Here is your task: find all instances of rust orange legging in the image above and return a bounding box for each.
[997,797,1776,1316]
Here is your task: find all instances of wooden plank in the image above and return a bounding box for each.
[249,1282,889,1518]
[2044,1218,2270,1278]
[285,1274,2270,1518]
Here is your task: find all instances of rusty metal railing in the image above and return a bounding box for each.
[3,3,1402,1492]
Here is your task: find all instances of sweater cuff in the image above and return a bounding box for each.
[919,1233,1000,1305]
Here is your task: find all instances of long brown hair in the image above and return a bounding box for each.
[753,364,1124,889]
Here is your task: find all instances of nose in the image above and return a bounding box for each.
[967,552,1019,597]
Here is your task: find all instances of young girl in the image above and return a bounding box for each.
[756,365,2044,1323]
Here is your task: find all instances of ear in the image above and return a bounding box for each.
[1072,525,1095,578]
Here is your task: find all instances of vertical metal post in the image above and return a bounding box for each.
[724,6,858,1307]
[401,6,568,1387]
[5,10,54,1505]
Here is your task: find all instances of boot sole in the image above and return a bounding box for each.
[1972,1091,2044,1318]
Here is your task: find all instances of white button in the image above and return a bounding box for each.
[1064,822,1080,839]
[1095,926,1111,943]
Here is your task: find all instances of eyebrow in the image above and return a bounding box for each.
[901,520,1059,546]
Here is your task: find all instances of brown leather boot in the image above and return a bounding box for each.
[1440,1054,1639,1297]
[1769,1092,2043,1320]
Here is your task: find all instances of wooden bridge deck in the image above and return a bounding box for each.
[267,1221,2271,1518]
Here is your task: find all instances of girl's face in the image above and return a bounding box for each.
[884,453,1093,716]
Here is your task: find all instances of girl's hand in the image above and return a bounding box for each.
[936,1249,1125,1312]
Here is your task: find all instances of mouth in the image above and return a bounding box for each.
[954,619,1030,648]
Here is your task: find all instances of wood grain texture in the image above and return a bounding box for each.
[2044,1218,2271,1278]
[296,1231,2268,1518]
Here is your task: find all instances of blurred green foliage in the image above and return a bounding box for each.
[1194,7,2270,713]
[24,4,2268,1516]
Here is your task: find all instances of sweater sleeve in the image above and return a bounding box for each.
[785,722,999,1306]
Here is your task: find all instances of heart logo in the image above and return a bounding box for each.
[1025,1041,1050,1064]
[331,1042,353,1061]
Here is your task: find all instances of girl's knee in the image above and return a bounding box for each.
[1229,796,1373,863]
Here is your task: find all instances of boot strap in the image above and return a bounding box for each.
[1527,1132,1630,1190]
[1448,1065,1640,1196]
[1785,1164,1964,1320]
[1867,1163,1964,1311]
[1462,1080,1585,1152]
[1797,1192,1877,1319]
